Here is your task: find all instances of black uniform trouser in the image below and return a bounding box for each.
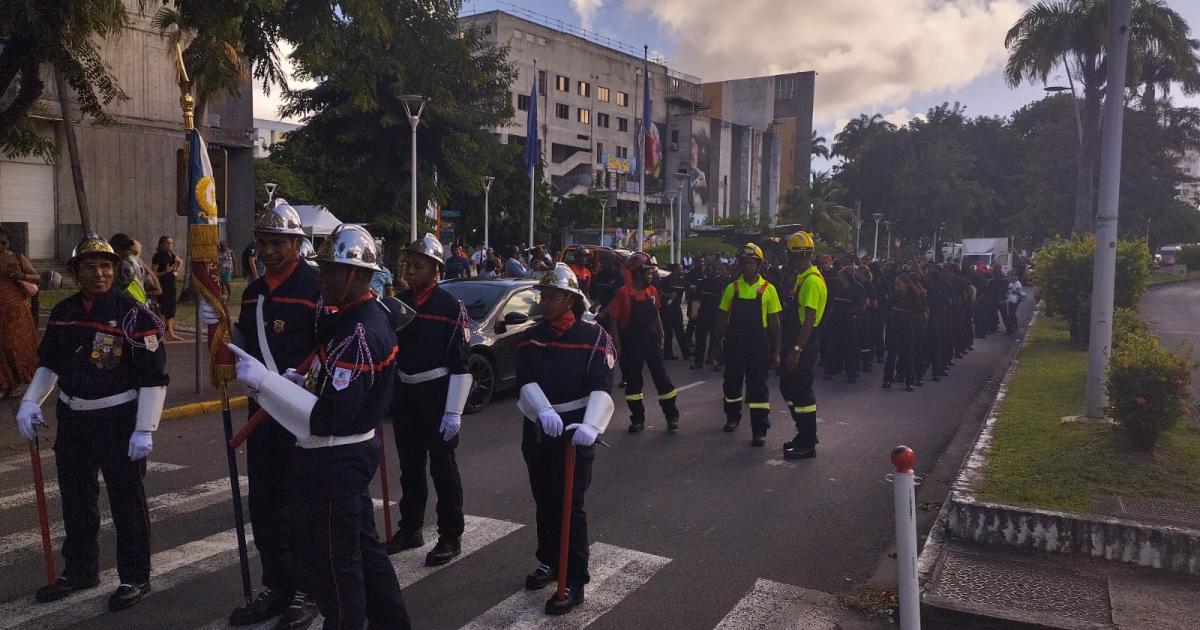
[914,321,930,381]
[723,339,771,435]
[824,315,859,379]
[661,305,690,358]
[246,411,297,592]
[393,378,465,540]
[929,313,948,376]
[1004,301,1019,333]
[684,301,699,345]
[781,328,820,448]
[54,409,150,584]
[620,338,679,424]
[859,310,875,371]
[884,323,914,386]
[522,436,594,586]
[692,312,717,364]
[293,490,411,630]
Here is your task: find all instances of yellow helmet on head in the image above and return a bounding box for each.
[786,231,816,253]
[737,242,764,262]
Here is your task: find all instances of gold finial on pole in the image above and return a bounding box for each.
[175,43,195,130]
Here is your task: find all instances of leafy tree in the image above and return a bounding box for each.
[779,171,855,248]
[810,130,829,159]
[254,157,313,208]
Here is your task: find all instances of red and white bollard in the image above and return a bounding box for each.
[890,445,921,630]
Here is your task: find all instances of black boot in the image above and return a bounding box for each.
[784,445,817,460]
[545,585,585,616]
[35,575,100,603]
[108,582,151,611]
[274,592,319,630]
[229,587,288,625]
[387,529,425,555]
[723,418,740,432]
[666,414,679,432]
[525,564,556,591]
[425,538,462,566]
[628,420,645,433]
[751,433,766,447]
[882,380,892,389]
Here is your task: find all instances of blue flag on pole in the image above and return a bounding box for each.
[523,78,539,172]
[641,56,660,178]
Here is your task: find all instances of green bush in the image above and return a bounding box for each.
[1031,237,1151,340]
[1108,334,1193,450]
[1178,245,1200,271]
[1111,307,1149,349]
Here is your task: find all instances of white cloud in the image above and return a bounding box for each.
[252,41,313,124]
[625,0,1026,125]
[571,0,605,31]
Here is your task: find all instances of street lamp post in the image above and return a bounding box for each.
[883,220,893,259]
[675,172,688,265]
[872,212,884,259]
[400,95,427,241]
[667,193,677,264]
[483,176,495,254]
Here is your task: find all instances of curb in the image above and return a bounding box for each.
[160,395,248,421]
[1146,275,1200,289]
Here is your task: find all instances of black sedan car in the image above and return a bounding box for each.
[439,278,594,413]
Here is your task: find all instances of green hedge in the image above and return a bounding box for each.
[1108,330,1194,450]
[1178,245,1200,271]
[1031,237,1150,340]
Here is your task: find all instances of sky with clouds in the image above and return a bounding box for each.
[257,0,1200,144]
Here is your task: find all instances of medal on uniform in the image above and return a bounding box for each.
[273,319,285,333]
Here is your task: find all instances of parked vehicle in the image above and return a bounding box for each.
[440,278,595,413]
[960,238,1014,274]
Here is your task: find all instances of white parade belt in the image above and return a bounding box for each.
[59,390,137,411]
[550,396,589,413]
[397,367,449,384]
[296,429,376,449]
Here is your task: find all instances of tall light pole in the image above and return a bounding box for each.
[675,172,688,265]
[883,220,893,259]
[872,212,884,259]
[667,193,677,264]
[482,175,495,254]
[1084,0,1132,419]
[400,94,427,241]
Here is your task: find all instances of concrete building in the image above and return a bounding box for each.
[0,1,254,266]
[1178,149,1200,207]
[253,118,300,159]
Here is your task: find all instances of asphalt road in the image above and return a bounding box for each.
[1142,280,1200,400]
[0,302,1031,629]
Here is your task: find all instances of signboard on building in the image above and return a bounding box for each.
[604,154,631,174]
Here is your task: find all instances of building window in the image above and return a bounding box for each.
[617,146,628,159]
[578,81,590,97]
[578,108,590,124]
[597,142,604,162]
[596,113,610,128]
[556,75,569,91]
[538,70,546,96]
[517,93,530,111]
[616,91,629,107]
[617,117,628,132]
[597,86,610,102]
[671,129,679,144]
[776,76,796,100]
[555,103,569,119]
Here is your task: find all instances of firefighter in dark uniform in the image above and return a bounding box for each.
[16,235,168,610]
[709,243,782,446]
[564,248,593,297]
[606,252,680,433]
[229,224,412,629]
[590,255,625,310]
[825,267,866,383]
[516,264,615,615]
[779,232,826,460]
[691,263,727,370]
[659,263,691,360]
[386,234,473,566]
[201,200,320,627]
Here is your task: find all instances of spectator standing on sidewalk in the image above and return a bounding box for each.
[152,235,185,341]
[0,225,38,399]
[218,241,235,301]
[1004,271,1024,335]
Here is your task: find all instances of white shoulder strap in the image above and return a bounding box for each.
[255,294,280,374]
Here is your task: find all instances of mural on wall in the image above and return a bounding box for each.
[690,123,711,220]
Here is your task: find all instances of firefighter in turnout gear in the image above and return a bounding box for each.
[203,200,321,628]
[17,234,168,611]
[779,232,827,460]
[516,264,616,616]
[709,243,783,446]
[229,223,412,629]
[605,253,680,433]
[387,233,473,566]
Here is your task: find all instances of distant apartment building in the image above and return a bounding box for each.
[253,118,300,159]
[1179,149,1200,207]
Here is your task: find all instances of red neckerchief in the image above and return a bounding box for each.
[548,309,576,337]
[333,291,376,320]
[264,258,300,294]
[412,280,436,307]
[82,297,94,313]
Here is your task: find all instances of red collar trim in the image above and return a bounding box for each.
[264,258,300,293]
[413,281,436,307]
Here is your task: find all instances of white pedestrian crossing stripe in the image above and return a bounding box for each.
[0,477,248,567]
[0,451,184,475]
[713,579,841,630]
[0,462,188,511]
[459,542,671,630]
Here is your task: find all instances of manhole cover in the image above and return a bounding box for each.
[1118,497,1200,528]
[930,547,1110,623]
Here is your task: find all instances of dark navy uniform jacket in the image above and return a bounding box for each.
[296,293,398,498]
[39,290,169,420]
[235,259,321,374]
[516,317,615,444]
[395,285,469,378]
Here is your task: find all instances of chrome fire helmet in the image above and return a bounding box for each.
[405,232,445,266]
[312,224,381,271]
[253,199,305,236]
[536,263,586,298]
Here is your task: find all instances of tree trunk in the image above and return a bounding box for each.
[54,68,92,234]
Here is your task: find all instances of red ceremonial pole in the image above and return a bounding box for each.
[554,442,577,602]
[228,349,318,449]
[29,438,55,586]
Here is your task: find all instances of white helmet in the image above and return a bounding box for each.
[312,224,381,271]
[406,232,445,266]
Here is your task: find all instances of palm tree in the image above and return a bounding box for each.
[1004,0,1200,236]
[811,130,830,159]
[780,171,855,248]
[1133,48,1200,112]
[832,113,892,161]
[153,6,248,126]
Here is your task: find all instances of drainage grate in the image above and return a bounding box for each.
[930,547,1111,624]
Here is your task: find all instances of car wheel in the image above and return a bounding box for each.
[465,352,495,414]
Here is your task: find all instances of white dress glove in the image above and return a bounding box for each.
[228,344,269,390]
[282,368,306,387]
[198,298,220,326]
[440,412,461,441]
[565,423,598,447]
[16,401,43,442]
[537,408,563,438]
[127,430,153,461]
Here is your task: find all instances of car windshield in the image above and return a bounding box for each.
[440,282,509,322]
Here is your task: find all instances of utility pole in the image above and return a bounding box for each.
[1084,0,1132,419]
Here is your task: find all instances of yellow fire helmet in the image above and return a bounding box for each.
[737,242,764,262]
[786,231,816,253]
[68,233,122,266]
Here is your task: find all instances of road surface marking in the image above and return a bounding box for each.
[459,541,670,629]
[713,579,841,629]
[676,380,707,394]
[0,451,183,475]
[0,477,248,566]
[0,463,187,511]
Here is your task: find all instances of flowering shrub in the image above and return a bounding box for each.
[1032,238,1150,341]
[1108,332,1193,450]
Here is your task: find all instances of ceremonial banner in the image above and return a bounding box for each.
[186,128,235,385]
